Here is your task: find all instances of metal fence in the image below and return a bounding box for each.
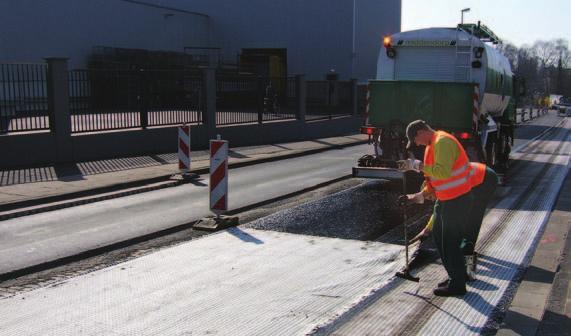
[69,69,203,133]
[1,63,319,134]
[215,75,297,126]
[0,63,50,133]
[145,70,203,127]
[306,80,353,120]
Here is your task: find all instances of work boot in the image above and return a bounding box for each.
[465,255,477,282]
[438,279,450,288]
[433,284,466,297]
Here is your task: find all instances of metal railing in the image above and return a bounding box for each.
[2,62,324,135]
[306,80,353,120]
[215,75,297,126]
[0,63,50,133]
[69,69,203,133]
[515,107,549,124]
[69,69,141,132]
[261,76,297,122]
[145,70,203,127]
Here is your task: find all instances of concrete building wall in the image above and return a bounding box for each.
[0,0,400,80]
[164,0,401,81]
[178,0,354,80]
[354,0,401,82]
[0,0,211,69]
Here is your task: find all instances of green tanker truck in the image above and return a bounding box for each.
[354,22,523,186]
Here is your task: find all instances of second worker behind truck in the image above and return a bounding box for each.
[397,120,486,297]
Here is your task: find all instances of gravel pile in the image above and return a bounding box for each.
[244,180,408,241]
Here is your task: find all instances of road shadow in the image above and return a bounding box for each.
[495,309,541,335]
[310,139,335,147]
[227,227,264,245]
[228,150,249,159]
[520,265,556,285]
[0,153,180,186]
[491,158,568,211]
[54,165,85,182]
[476,254,521,282]
[514,123,568,141]
[554,170,571,212]
[537,310,571,335]
[403,290,486,334]
[271,144,292,150]
[188,177,208,187]
[499,293,571,335]
[468,277,500,292]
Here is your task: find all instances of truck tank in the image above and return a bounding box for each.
[377,25,513,119]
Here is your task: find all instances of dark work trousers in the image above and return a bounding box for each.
[432,191,473,291]
[462,167,499,255]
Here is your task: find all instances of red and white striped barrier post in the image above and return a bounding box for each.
[178,124,191,174]
[194,135,238,231]
[364,83,371,125]
[473,85,480,129]
[209,136,229,215]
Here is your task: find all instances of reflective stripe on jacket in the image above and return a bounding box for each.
[468,162,487,187]
[423,131,472,201]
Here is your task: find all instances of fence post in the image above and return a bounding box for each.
[529,107,533,120]
[45,57,72,163]
[202,67,217,139]
[350,79,358,115]
[295,74,306,122]
[257,77,264,124]
[139,69,148,129]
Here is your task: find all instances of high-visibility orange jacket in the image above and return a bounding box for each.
[423,131,484,201]
[468,162,487,187]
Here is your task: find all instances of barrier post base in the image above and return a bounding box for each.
[170,173,200,181]
[194,215,239,231]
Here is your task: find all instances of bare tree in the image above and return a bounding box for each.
[489,38,569,99]
[498,42,519,69]
[532,40,559,68]
[554,38,570,68]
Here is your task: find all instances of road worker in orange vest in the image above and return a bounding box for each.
[413,158,498,283]
[397,120,487,297]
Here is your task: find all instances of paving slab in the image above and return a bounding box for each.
[0,134,368,208]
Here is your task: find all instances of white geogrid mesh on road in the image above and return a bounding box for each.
[0,229,407,336]
[315,121,571,335]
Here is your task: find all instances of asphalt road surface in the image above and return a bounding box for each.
[0,111,564,277]
[0,144,368,275]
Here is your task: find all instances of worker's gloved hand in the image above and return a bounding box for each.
[396,159,421,172]
[425,192,436,201]
[407,192,424,204]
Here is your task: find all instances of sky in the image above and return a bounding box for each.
[402,0,571,47]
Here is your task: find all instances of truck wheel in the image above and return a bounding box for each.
[497,134,510,173]
[486,138,497,168]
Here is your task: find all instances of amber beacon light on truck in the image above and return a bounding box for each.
[383,36,396,58]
